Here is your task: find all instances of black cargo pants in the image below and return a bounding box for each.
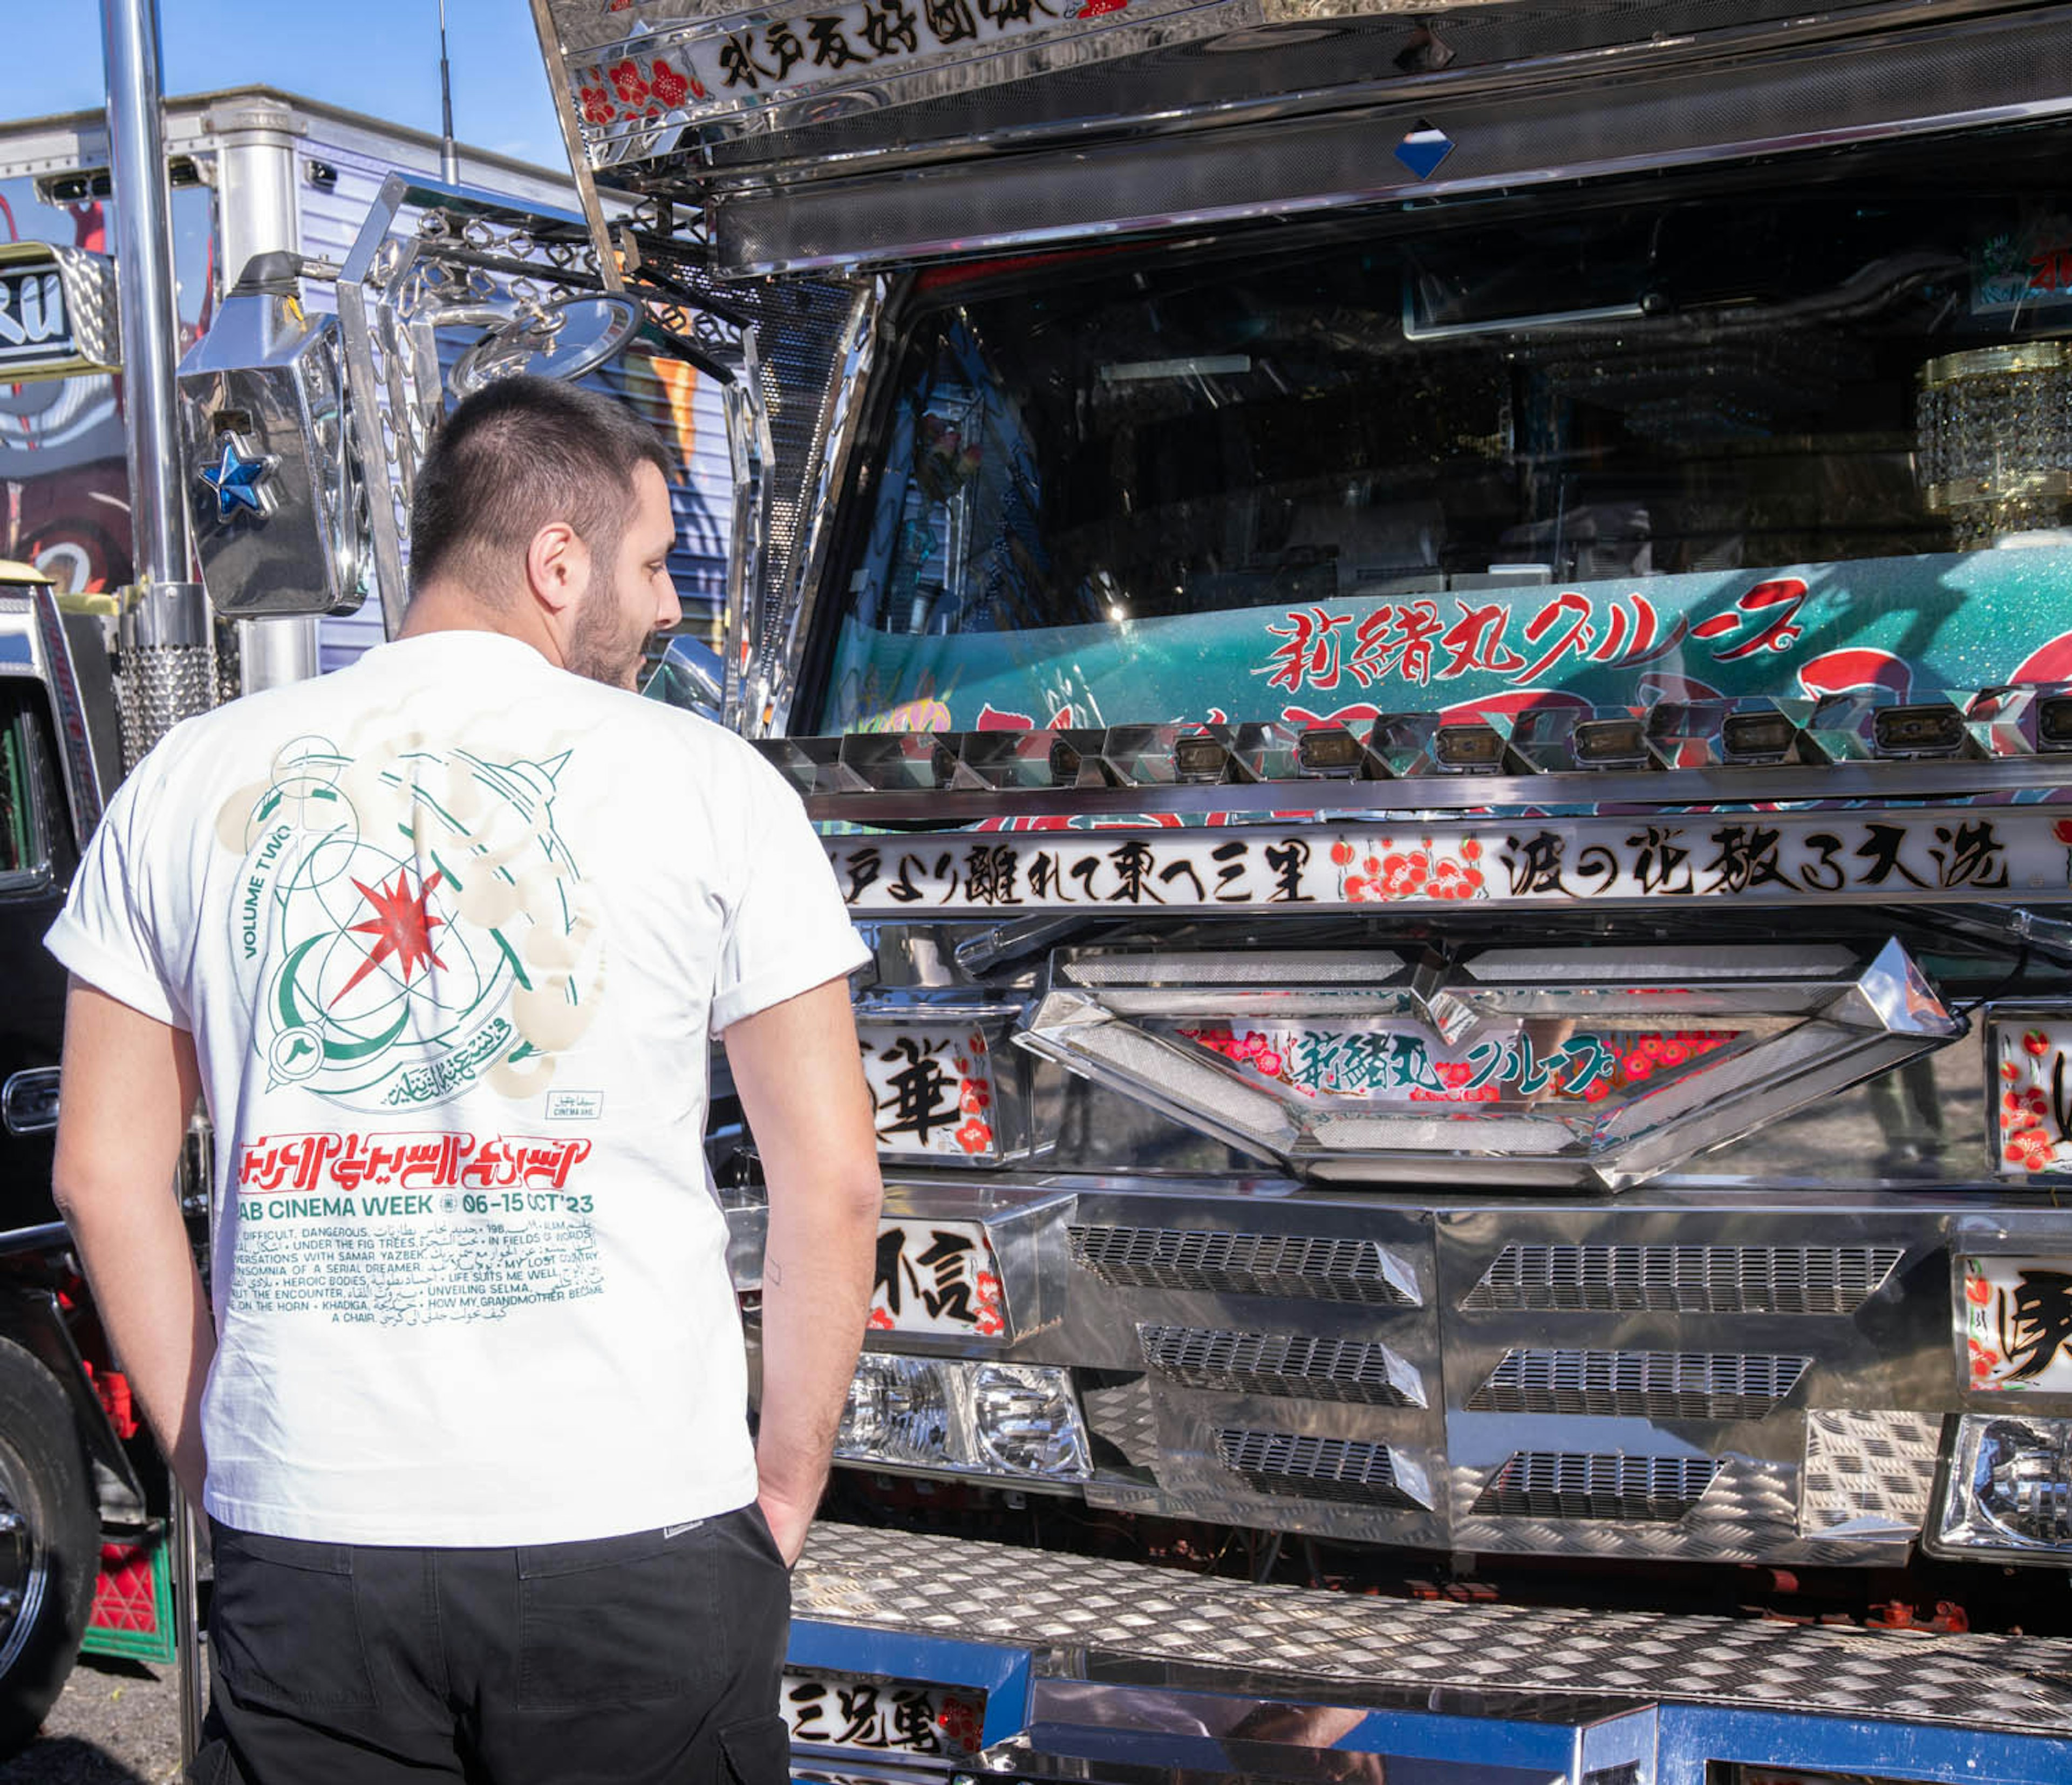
[188,1505,790,1785]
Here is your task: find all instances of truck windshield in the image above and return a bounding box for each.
[814,139,2072,734]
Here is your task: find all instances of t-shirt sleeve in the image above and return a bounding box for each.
[710,755,870,1035]
[43,753,188,1030]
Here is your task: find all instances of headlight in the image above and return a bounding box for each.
[836,1354,1090,1484]
[1931,1414,2072,1561]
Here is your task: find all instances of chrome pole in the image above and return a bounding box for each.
[438,0,460,185]
[101,0,213,762]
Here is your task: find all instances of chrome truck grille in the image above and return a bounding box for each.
[1471,1453,1721,1523]
[1214,1428,1426,1510]
[1461,1244,1905,1315]
[1141,1325,1424,1406]
[1069,1224,1419,1305]
[1466,1350,1811,1421]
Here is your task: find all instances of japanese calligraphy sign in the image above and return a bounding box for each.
[1178,1020,1736,1107]
[783,1670,985,1756]
[871,1218,1007,1336]
[824,547,2072,736]
[860,1020,1001,1160]
[567,0,1160,141]
[1962,1257,2072,1393]
[829,809,2072,915]
[1990,1016,2072,1175]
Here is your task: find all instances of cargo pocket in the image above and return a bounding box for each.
[716,1715,792,1785]
[516,1525,719,1709]
[208,1525,377,1711]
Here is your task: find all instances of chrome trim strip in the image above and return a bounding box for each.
[763,277,887,739]
[798,753,2072,825]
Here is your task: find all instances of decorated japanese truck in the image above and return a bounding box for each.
[162,0,2072,1781]
[0,87,745,1754]
[513,0,2072,1780]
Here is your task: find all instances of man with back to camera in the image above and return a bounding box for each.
[45,374,884,1783]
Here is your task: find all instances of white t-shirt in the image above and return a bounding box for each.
[46,630,868,1545]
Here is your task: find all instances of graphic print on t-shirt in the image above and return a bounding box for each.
[213,728,612,1328]
[217,730,603,1111]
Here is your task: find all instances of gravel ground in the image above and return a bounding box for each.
[0,1654,189,1785]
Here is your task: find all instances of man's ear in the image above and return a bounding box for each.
[524,520,588,618]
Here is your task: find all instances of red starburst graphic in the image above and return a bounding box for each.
[331,869,447,1004]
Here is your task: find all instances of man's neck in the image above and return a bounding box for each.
[396,583,564,671]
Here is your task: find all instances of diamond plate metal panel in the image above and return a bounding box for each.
[1802,1408,1942,1536]
[793,1523,2072,1735]
[1081,1375,1161,1471]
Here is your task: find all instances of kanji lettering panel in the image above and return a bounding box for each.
[827,810,2072,915]
[781,1670,986,1756]
[1989,1016,2072,1176]
[1962,1256,2072,1393]
[859,1021,1004,1161]
[870,1218,1007,1337]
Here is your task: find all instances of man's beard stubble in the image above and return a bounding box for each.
[564,575,653,691]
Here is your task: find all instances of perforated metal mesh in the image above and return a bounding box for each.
[117,643,217,770]
[1461,1244,1903,1315]
[1472,1453,1720,1522]
[1467,1349,1811,1420]
[1214,1427,1423,1509]
[1071,1224,1417,1306]
[1140,1324,1422,1406]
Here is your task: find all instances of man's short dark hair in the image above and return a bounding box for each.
[408,374,673,601]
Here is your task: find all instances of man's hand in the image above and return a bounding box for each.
[756,1486,819,1569]
[725,977,882,1570]
[51,979,210,1502]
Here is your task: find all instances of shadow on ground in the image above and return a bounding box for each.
[0,1736,153,1784]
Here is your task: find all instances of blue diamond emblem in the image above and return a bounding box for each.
[199,439,270,521]
[1394,124,1455,181]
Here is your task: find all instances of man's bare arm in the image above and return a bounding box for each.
[724,976,882,1564]
[51,980,209,1502]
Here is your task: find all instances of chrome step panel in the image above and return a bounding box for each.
[1461,1243,1905,1314]
[1140,1324,1426,1407]
[1466,1348,1811,1421]
[1470,1453,1721,1522]
[1068,1223,1420,1306]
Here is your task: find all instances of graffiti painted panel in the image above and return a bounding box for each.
[1991,1017,2072,1175]
[871,1218,1006,1337]
[1178,1020,1737,1105]
[861,1023,999,1160]
[824,549,2072,735]
[829,809,2072,915]
[782,1671,986,1756]
[1962,1257,2072,1392]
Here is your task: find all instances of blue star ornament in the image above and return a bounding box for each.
[200,439,270,521]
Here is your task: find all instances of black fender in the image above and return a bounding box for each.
[0,1279,144,1517]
